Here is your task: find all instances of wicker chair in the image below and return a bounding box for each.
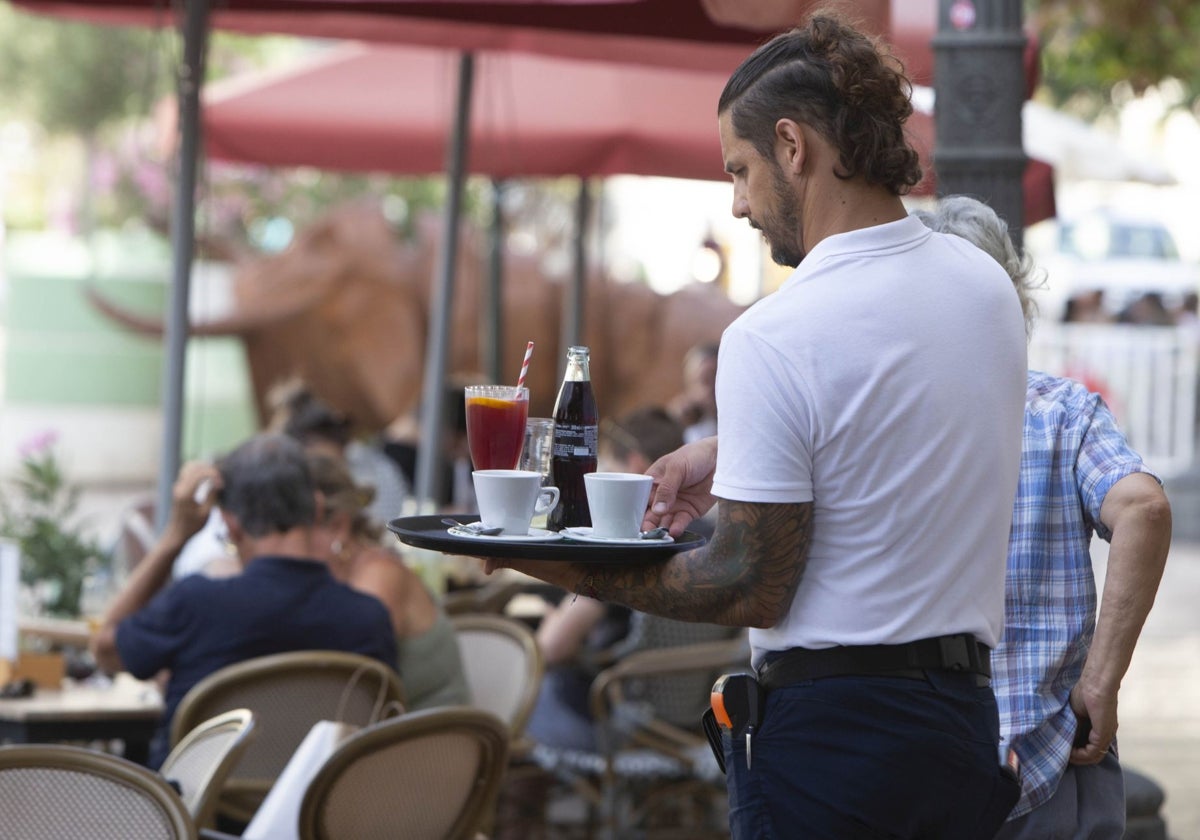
[170,651,405,826]
[0,743,197,839]
[160,709,257,831]
[442,578,525,617]
[530,614,749,838]
[297,707,510,840]
[450,614,543,740]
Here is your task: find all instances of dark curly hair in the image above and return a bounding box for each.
[718,13,922,195]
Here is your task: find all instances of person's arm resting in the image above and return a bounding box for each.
[1070,471,1170,764]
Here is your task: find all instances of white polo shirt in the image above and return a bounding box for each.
[711,216,1026,664]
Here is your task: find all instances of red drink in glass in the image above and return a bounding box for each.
[465,386,530,470]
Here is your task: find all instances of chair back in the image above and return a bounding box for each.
[604,613,745,729]
[530,620,748,836]
[298,707,509,840]
[0,743,196,840]
[450,614,543,738]
[442,578,523,616]
[170,650,405,824]
[160,708,256,830]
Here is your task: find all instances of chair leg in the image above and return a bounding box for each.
[492,764,553,840]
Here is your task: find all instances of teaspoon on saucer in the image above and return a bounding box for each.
[441,518,505,537]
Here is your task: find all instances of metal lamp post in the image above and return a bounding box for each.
[932,0,1027,248]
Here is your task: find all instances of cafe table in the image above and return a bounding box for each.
[0,671,164,765]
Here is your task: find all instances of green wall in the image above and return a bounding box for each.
[3,229,256,459]
[4,230,166,406]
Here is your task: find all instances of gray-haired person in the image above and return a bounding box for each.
[91,433,397,768]
[918,196,1171,839]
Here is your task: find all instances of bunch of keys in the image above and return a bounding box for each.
[710,672,764,769]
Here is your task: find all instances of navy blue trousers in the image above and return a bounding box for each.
[725,671,1019,839]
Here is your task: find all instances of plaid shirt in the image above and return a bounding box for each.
[994,370,1154,818]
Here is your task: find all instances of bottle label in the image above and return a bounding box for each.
[552,422,598,458]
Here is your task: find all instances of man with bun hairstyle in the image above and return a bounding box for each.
[483,15,1027,836]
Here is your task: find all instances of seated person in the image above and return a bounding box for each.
[667,342,719,444]
[382,377,475,512]
[525,407,686,752]
[171,378,413,580]
[268,377,410,526]
[307,453,470,710]
[89,433,397,767]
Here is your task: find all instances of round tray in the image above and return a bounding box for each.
[387,515,706,564]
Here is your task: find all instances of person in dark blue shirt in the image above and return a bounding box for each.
[90,433,397,767]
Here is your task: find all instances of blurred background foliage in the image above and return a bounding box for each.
[0,4,495,250]
[2,1,1198,251]
[1031,0,1200,113]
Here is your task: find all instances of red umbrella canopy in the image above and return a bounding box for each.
[14,0,892,72]
[201,42,731,180]
[195,41,1055,224]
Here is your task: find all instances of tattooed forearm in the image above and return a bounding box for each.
[581,500,812,627]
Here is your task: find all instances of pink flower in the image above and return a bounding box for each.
[17,429,59,460]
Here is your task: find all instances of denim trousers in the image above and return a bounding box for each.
[725,671,1019,839]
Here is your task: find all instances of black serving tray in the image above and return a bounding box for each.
[387,515,706,564]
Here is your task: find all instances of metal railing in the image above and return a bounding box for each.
[1029,324,1199,478]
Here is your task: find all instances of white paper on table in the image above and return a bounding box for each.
[240,720,359,840]
[0,539,20,661]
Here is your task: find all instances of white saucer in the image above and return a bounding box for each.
[562,527,674,545]
[447,526,562,542]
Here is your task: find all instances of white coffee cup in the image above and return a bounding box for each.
[472,470,560,536]
[584,472,654,539]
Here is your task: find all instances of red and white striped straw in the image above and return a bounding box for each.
[516,341,535,392]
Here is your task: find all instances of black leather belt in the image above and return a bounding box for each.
[758,633,991,691]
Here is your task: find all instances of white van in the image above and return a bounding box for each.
[1028,211,1200,322]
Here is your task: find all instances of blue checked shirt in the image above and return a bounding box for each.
[994,370,1156,818]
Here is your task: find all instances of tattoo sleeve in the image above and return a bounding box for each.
[577,500,811,627]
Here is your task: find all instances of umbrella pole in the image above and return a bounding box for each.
[415,51,474,509]
[484,179,506,386]
[156,0,209,531]
[560,178,590,371]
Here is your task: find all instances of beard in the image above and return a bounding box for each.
[758,164,804,268]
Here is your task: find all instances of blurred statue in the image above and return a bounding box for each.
[87,202,744,433]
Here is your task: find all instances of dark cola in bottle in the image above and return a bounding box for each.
[548,345,598,530]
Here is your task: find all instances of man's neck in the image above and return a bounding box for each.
[241,528,316,565]
[802,182,908,255]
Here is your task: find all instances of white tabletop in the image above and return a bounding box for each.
[0,673,162,722]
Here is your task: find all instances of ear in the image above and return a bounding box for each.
[774,118,807,176]
[219,509,244,545]
[313,491,326,526]
[330,510,355,540]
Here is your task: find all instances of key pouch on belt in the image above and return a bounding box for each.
[703,672,764,775]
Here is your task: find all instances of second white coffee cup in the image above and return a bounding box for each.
[584,472,654,539]
[473,470,560,535]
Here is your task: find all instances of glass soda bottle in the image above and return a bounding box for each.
[548,345,598,530]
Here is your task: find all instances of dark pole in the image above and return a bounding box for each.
[415,51,474,509]
[484,179,506,386]
[932,0,1027,248]
[561,178,590,376]
[156,0,209,531]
